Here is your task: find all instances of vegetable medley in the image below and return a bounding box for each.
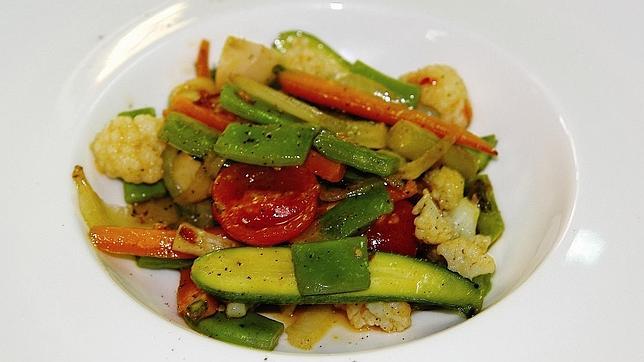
[73,31,504,351]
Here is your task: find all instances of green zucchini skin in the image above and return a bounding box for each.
[191,247,484,316]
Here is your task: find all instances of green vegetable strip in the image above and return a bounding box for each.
[214,123,316,166]
[118,107,156,118]
[292,237,370,296]
[123,181,167,204]
[466,175,504,243]
[219,85,298,125]
[313,130,399,177]
[192,313,284,351]
[159,112,220,157]
[135,256,193,270]
[318,183,393,239]
[231,75,388,148]
[351,60,420,107]
[231,75,346,132]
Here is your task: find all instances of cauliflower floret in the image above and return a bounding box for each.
[91,114,166,184]
[344,302,412,333]
[436,235,496,279]
[400,64,472,129]
[424,166,464,211]
[412,189,458,244]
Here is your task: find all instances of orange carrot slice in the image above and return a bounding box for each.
[277,70,497,155]
[88,226,192,259]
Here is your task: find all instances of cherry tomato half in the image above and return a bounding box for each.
[365,199,419,256]
[211,164,319,246]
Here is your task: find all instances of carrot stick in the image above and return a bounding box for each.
[169,96,234,131]
[304,150,346,182]
[195,39,211,78]
[177,269,218,322]
[277,70,497,156]
[88,226,193,259]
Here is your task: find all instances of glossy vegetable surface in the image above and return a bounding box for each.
[211,164,319,245]
[278,69,497,155]
[291,237,370,295]
[365,199,419,256]
[192,247,483,315]
[88,226,192,259]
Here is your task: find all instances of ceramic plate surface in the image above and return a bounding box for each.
[2,0,643,361]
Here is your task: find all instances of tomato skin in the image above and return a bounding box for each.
[211,164,319,246]
[386,180,419,202]
[365,199,419,257]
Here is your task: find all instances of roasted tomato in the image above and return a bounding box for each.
[365,199,419,256]
[211,164,319,246]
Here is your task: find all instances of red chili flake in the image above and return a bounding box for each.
[179,227,198,244]
[419,77,437,86]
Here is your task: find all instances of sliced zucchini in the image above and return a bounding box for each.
[192,247,484,316]
[387,120,480,179]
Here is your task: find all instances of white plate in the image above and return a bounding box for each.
[2,0,643,361]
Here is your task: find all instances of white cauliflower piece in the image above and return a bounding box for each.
[412,189,458,244]
[91,114,165,184]
[436,235,496,279]
[424,166,464,211]
[344,302,412,333]
[400,64,472,129]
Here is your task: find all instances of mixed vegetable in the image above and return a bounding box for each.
[73,31,504,351]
